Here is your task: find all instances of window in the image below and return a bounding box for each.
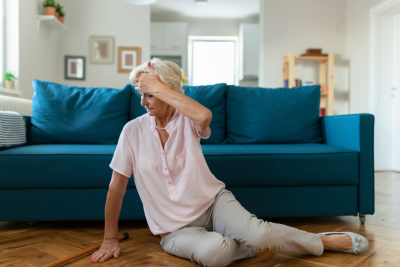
[189,36,238,86]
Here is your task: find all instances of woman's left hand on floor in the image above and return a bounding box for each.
[91,238,121,263]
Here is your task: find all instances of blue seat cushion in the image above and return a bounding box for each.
[183,83,227,144]
[28,80,131,144]
[0,143,358,189]
[226,85,323,144]
[0,144,136,189]
[202,143,359,186]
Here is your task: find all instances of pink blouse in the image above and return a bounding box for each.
[109,109,226,235]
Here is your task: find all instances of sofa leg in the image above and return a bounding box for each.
[359,214,366,224]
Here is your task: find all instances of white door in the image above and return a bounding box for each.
[392,13,400,172]
[376,15,393,171]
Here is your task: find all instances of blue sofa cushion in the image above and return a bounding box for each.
[28,80,131,144]
[128,84,147,120]
[0,143,357,188]
[226,85,322,144]
[183,83,227,144]
[202,143,359,186]
[0,144,136,189]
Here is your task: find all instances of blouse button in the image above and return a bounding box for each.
[162,152,164,155]
[168,181,172,184]
[164,168,167,171]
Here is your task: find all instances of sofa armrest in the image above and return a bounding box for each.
[320,113,375,215]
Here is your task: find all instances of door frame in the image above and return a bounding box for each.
[370,0,400,170]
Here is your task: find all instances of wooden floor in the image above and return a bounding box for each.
[1,171,399,267]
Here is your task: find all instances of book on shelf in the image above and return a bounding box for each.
[285,80,329,95]
[284,79,303,87]
[303,80,316,86]
[319,108,326,117]
[284,79,318,88]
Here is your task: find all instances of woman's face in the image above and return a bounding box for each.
[137,73,170,117]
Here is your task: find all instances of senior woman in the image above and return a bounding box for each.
[91,58,369,266]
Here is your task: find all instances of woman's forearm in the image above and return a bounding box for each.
[153,84,212,129]
[104,182,126,239]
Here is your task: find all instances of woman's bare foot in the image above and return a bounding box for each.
[319,233,353,251]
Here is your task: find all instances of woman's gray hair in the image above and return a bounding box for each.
[129,58,184,94]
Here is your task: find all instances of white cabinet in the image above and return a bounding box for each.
[239,23,259,80]
[164,23,188,50]
[151,23,164,50]
[151,22,188,51]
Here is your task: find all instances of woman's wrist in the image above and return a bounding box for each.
[104,236,118,240]
[153,82,171,97]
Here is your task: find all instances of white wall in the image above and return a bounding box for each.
[152,17,258,37]
[189,21,242,36]
[259,0,348,115]
[4,0,59,99]
[17,0,59,100]
[5,0,19,91]
[56,0,150,89]
[346,0,386,113]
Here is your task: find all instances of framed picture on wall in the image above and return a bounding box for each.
[64,55,86,80]
[118,47,141,73]
[89,36,115,64]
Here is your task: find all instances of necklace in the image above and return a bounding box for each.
[154,110,176,131]
[155,125,166,131]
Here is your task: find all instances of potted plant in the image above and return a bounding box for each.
[58,7,65,24]
[4,72,18,90]
[55,2,61,19]
[42,0,56,16]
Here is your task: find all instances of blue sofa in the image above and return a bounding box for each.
[0,80,375,224]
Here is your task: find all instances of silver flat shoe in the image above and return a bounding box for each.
[319,232,369,254]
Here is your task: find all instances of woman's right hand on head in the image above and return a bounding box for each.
[91,238,121,263]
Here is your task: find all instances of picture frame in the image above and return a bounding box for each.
[89,36,115,64]
[64,55,86,80]
[118,47,141,73]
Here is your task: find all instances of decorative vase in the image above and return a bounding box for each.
[59,16,64,24]
[55,12,59,19]
[5,81,14,90]
[45,6,56,16]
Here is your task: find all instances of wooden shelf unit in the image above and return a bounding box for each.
[283,53,334,115]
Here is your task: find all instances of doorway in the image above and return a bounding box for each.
[370,0,400,171]
[188,36,239,86]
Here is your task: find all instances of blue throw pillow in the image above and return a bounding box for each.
[128,84,147,120]
[183,84,227,144]
[29,80,131,144]
[227,85,322,144]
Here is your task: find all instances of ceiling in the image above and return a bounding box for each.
[151,0,259,20]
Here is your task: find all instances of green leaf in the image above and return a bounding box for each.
[43,0,57,7]
[3,71,18,81]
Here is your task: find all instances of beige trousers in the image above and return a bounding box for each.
[160,188,324,267]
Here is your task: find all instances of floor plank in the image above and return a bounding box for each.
[1,171,399,267]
